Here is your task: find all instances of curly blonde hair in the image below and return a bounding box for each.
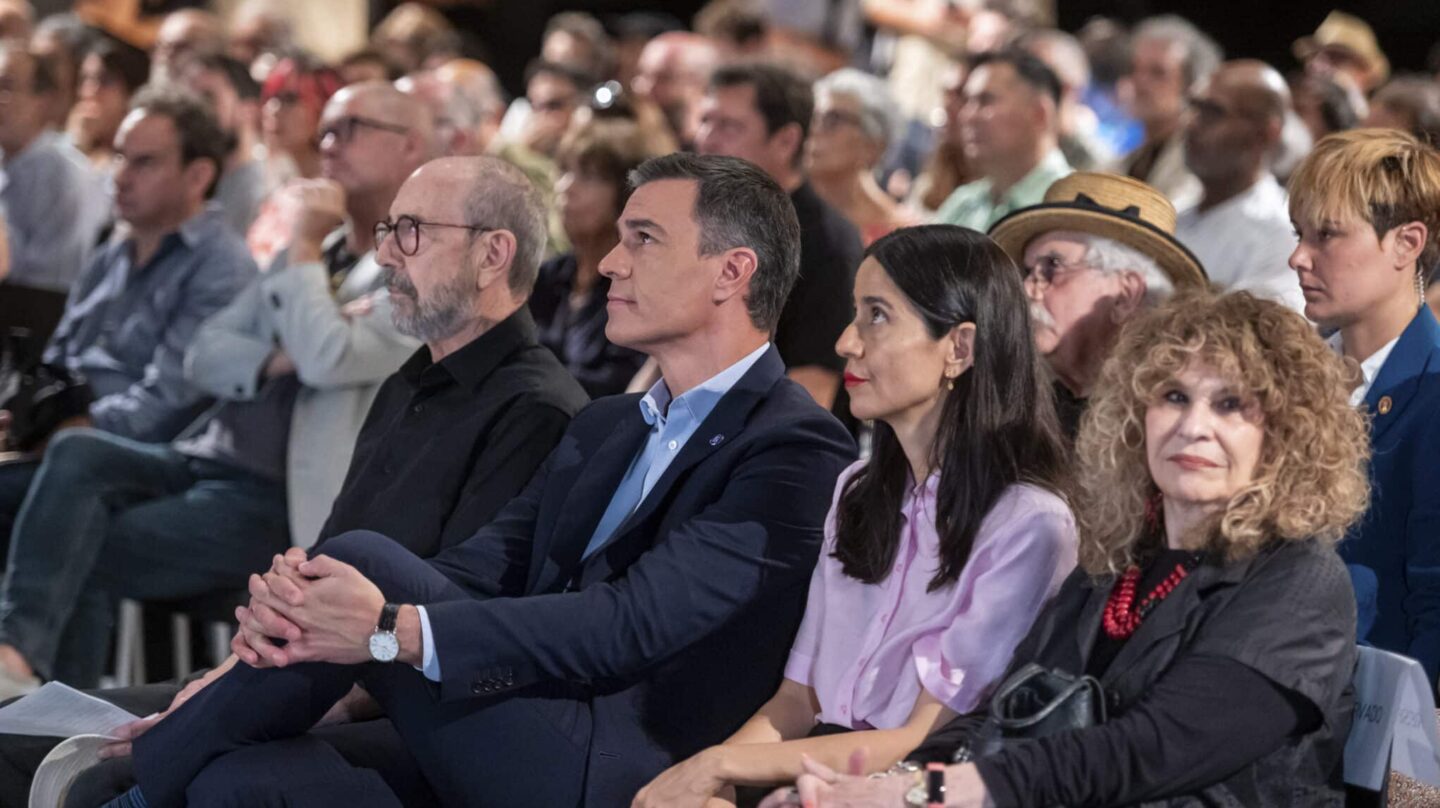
[1075,291,1371,576]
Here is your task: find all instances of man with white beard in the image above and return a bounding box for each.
[987,171,1209,438]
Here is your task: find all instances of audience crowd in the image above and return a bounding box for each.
[0,1,1437,806]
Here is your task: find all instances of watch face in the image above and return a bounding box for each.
[369,631,399,662]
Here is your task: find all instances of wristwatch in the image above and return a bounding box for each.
[903,762,945,808]
[368,602,401,662]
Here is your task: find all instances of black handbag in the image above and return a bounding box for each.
[953,663,1108,762]
[0,328,93,453]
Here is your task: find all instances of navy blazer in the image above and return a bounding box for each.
[1343,306,1440,686]
[421,346,856,804]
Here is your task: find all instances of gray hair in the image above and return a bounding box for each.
[813,67,902,149]
[1077,232,1174,307]
[1132,15,1222,88]
[463,156,548,295]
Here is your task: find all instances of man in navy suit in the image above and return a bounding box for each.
[112,153,857,807]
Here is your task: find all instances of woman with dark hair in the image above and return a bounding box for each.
[633,225,1077,807]
[762,291,1369,808]
[529,117,653,396]
[67,33,149,172]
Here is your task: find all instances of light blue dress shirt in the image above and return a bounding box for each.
[413,343,772,681]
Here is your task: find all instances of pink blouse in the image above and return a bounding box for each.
[784,461,1078,730]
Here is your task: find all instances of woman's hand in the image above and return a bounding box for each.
[632,747,728,808]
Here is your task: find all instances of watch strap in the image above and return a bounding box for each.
[925,762,945,808]
[377,602,400,632]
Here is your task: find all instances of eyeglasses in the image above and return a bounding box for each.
[374,215,494,257]
[316,115,410,148]
[813,109,867,133]
[1022,254,1094,291]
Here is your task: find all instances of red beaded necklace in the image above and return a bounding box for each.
[1102,553,1204,640]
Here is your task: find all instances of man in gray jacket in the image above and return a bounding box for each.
[0,81,436,695]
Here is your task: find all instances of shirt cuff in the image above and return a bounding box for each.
[414,605,441,682]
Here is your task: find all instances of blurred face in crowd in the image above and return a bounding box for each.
[263,78,324,160]
[694,83,796,182]
[0,1,30,40]
[75,54,133,150]
[1183,69,1269,184]
[633,40,691,119]
[1021,231,1141,390]
[1145,362,1265,513]
[153,11,223,81]
[1127,36,1189,130]
[600,178,732,352]
[1305,45,1373,92]
[317,87,414,197]
[181,63,246,148]
[524,71,580,157]
[0,48,47,154]
[555,158,621,245]
[806,91,882,179]
[959,62,1047,173]
[835,257,971,424]
[377,167,485,342]
[543,30,596,76]
[112,110,213,231]
[1289,212,1421,330]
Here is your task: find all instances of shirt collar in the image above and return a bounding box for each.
[175,205,227,248]
[399,307,538,392]
[1328,330,1401,406]
[991,148,1071,205]
[639,342,771,428]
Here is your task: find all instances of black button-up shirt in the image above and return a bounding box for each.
[315,307,589,559]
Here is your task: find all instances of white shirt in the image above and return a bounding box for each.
[1328,331,1401,406]
[1175,175,1306,313]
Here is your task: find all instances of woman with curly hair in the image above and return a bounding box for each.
[634,225,1076,807]
[1288,128,1440,686]
[761,290,1371,808]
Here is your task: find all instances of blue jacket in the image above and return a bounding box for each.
[1343,306,1440,686]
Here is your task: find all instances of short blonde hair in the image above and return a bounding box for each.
[1076,291,1371,576]
[1288,128,1440,281]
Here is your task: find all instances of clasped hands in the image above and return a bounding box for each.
[232,547,387,668]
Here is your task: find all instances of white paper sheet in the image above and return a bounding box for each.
[0,682,139,739]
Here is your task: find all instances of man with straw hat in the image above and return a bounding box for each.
[1294,11,1390,94]
[989,171,1208,438]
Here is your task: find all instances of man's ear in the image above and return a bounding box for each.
[713,246,759,308]
[184,158,218,203]
[471,229,519,291]
[945,321,977,380]
[1112,269,1148,322]
[769,121,804,169]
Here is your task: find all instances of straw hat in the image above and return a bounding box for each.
[1293,11,1390,88]
[988,172,1208,290]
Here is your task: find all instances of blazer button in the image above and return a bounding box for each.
[471,682,484,695]
[270,293,283,308]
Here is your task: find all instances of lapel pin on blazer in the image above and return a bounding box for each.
[1377,395,1393,415]
[709,434,725,446]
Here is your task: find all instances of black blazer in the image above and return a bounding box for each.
[914,540,1357,807]
[422,346,856,804]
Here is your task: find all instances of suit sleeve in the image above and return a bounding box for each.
[422,416,852,703]
[184,277,273,400]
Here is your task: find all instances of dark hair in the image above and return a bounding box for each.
[84,32,150,94]
[1297,74,1362,137]
[628,153,800,332]
[190,52,260,101]
[339,48,402,81]
[524,58,594,94]
[557,117,661,217]
[129,84,229,198]
[969,47,1063,107]
[833,225,1069,591]
[709,61,814,167]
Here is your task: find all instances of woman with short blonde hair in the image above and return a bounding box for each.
[1288,127,1440,684]
[762,290,1370,808]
